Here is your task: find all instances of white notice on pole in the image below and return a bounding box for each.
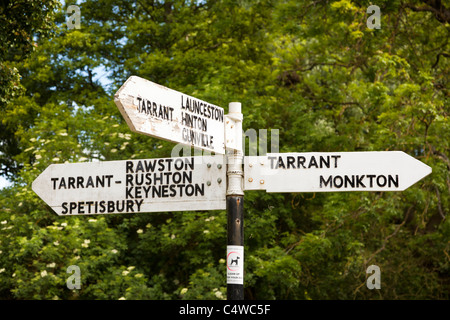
[227,245,244,285]
[114,76,226,154]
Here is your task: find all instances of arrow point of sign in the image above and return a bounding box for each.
[32,165,52,205]
[398,151,432,190]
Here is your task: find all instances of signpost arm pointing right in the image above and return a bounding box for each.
[226,102,244,300]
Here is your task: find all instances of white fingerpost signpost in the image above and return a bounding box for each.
[32,75,432,301]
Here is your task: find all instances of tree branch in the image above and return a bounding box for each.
[434,185,446,220]
[366,206,413,265]
[404,1,450,24]
[432,52,450,69]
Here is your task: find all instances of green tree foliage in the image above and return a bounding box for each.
[0,0,448,299]
[0,0,60,177]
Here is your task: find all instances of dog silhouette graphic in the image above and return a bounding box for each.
[230,256,240,266]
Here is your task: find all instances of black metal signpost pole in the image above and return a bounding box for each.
[227,193,244,300]
[225,102,244,300]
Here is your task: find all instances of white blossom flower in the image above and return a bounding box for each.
[215,291,223,299]
[111,249,118,254]
[53,241,59,246]
[82,239,90,248]
[118,297,126,300]
[41,270,48,277]
[61,223,67,227]
[122,270,129,276]
[180,288,188,295]
[46,263,56,268]
[0,268,5,273]
[135,273,143,278]
[0,220,7,225]
[137,229,143,234]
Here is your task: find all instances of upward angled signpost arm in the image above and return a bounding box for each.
[114,75,226,155]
